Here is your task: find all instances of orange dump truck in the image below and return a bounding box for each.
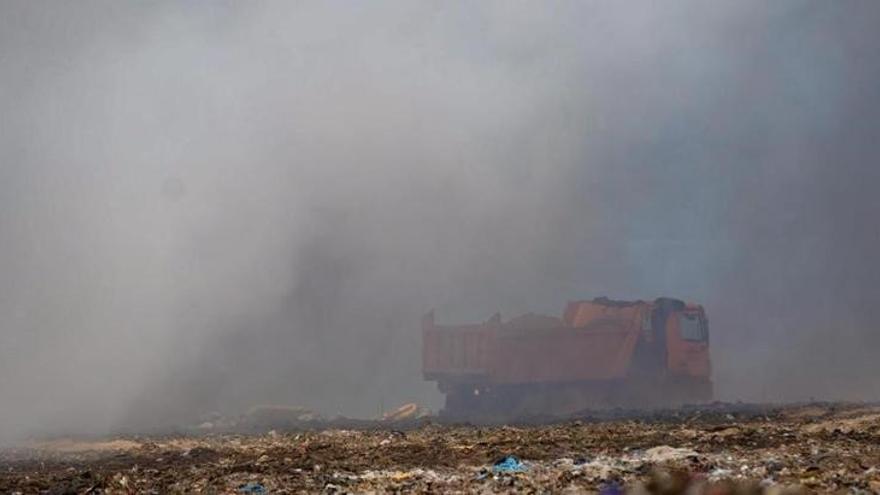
[423,297,711,418]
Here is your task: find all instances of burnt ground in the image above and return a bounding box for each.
[2,403,880,494]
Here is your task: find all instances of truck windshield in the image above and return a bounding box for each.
[679,313,706,341]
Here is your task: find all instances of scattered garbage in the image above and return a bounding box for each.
[238,481,266,493]
[708,468,734,481]
[382,403,426,422]
[599,481,624,495]
[5,402,880,493]
[641,445,699,462]
[493,455,527,473]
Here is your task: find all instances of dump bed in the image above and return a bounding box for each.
[491,326,639,383]
[422,311,497,380]
[423,300,649,384]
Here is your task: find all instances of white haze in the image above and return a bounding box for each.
[2,1,880,440]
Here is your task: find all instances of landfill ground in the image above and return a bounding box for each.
[3,403,880,494]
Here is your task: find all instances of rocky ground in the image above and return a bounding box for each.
[2,403,880,494]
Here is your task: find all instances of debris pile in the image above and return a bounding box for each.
[381,402,431,422]
[2,403,880,493]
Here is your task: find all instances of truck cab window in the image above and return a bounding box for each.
[679,313,706,342]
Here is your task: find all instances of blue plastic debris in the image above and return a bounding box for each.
[239,481,266,493]
[493,455,527,473]
[599,481,623,495]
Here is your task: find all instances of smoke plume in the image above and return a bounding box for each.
[1,1,879,439]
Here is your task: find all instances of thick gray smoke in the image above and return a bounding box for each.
[2,1,879,439]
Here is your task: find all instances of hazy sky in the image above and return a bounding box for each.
[2,1,879,439]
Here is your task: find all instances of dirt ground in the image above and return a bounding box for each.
[3,403,880,494]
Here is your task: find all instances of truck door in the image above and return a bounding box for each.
[630,299,683,376]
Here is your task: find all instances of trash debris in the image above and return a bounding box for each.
[599,481,624,495]
[238,481,266,493]
[493,455,527,473]
[708,468,734,481]
[641,445,700,463]
[382,403,425,422]
[4,402,880,493]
